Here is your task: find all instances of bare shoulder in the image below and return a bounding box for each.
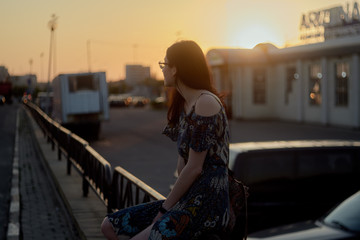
[194,93,221,117]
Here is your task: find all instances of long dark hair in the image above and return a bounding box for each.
[166,40,224,125]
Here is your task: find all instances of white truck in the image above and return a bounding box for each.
[52,72,109,139]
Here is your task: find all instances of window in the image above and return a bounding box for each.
[68,74,99,92]
[285,67,297,105]
[253,69,266,104]
[309,64,322,105]
[335,62,349,107]
[235,152,295,185]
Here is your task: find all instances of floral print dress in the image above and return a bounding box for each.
[107,94,231,239]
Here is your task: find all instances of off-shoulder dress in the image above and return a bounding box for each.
[106,94,231,239]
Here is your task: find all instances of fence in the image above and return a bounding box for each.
[25,102,165,213]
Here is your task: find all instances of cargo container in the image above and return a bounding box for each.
[52,72,109,139]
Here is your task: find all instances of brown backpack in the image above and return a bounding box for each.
[227,169,249,239]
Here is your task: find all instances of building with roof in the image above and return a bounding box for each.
[125,64,150,86]
[10,74,37,90]
[206,2,360,129]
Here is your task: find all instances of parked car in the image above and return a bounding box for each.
[0,95,5,105]
[248,190,360,239]
[229,140,360,233]
[131,96,149,107]
[151,96,167,109]
[108,94,131,107]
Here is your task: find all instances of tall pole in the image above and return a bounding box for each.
[40,52,44,83]
[29,58,33,74]
[133,44,138,63]
[29,58,33,96]
[47,29,53,86]
[53,29,57,77]
[87,40,91,72]
[46,14,58,115]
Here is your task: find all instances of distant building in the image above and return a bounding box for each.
[10,74,37,93]
[206,2,360,129]
[125,65,150,86]
[0,66,10,82]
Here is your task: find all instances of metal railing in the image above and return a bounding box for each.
[25,102,165,213]
[109,166,166,212]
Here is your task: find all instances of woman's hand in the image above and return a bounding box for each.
[152,212,164,224]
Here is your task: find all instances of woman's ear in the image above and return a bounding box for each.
[171,66,177,77]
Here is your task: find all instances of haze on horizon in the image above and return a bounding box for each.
[0,0,348,82]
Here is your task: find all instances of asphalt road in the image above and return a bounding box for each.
[0,103,18,240]
[91,107,177,197]
[91,106,360,197]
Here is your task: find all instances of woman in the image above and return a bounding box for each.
[101,40,231,239]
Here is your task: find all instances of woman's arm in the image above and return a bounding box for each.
[176,155,185,176]
[161,94,221,210]
[162,149,207,210]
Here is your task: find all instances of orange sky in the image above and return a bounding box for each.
[0,0,349,82]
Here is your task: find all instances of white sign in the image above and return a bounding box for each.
[300,2,359,29]
[300,1,360,42]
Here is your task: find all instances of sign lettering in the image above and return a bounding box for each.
[300,1,360,42]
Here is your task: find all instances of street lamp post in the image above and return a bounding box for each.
[40,52,44,83]
[28,58,33,95]
[46,14,58,115]
[87,40,91,72]
[29,58,33,75]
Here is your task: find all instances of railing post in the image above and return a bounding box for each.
[51,123,56,151]
[107,189,113,213]
[82,175,89,197]
[67,156,72,175]
[67,139,72,175]
[65,132,71,174]
[51,138,55,151]
[82,146,89,197]
[106,165,113,213]
[107,200,112,214]
[120,175,124,209]
[58,146,62,160]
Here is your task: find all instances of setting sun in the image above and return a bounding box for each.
[230,22,285,49]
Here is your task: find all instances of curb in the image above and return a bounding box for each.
[7,109,20,240]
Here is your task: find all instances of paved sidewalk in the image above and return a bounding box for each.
[21,107,131,240]
[18,107,81,239]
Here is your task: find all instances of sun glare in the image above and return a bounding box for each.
[230,23,284,49]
